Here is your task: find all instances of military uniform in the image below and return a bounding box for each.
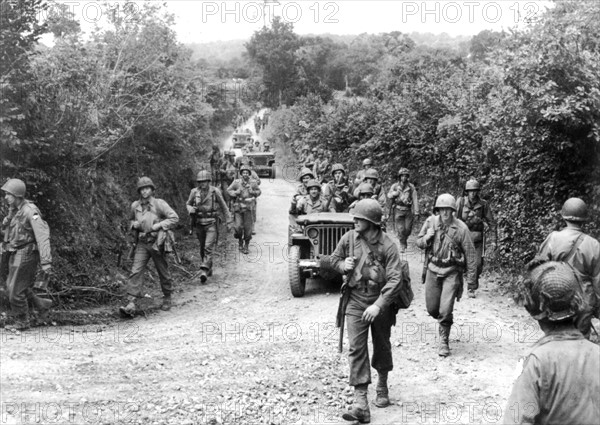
[388,180,419,251]
[186,184,231,278]
[456,194,496,290]
[220,156,238,203]
[296,195,336,214]
[323,179,354,212]
[125,195,179,299]
[227,171,261,253]
[313,154,330,183]
[353,183,386,210]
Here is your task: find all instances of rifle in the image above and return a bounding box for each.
[337,230,355,353]
[168,231,182,265]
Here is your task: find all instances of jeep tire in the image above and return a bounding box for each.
[288,245,306,297]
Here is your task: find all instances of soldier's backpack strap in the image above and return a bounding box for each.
[564,232,586,263]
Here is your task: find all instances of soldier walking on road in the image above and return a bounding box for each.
[388,168,420,252]
[533,198,599,339]
[227,165,261,254]
[348,183,375,214]
[354,158,374,187]
[1,179,53,331]
[312,149,330,183]
[186,171,232,283]
[119,177,179,316]
[304,147,317,170]
[296,180,336,214]
[416,194,477,356]
[502,261,599,425]
[353,169,387,211]
[220,151,238,203]
[330,199,405,423]
[455,179,496,298]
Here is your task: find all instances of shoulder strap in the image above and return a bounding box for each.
[565,232,586,263]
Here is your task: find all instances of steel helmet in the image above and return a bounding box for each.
[263,141,270,147]
[434,194,457,211]
[351,199,383,226]
[317,148,324,155]
[364,168,379,181]
[357,182,374,196]
[311,147,318,153]
[331,164,346,175]
[561,198,588,222]
[302,145,310,152]
[397,168,410,177]
[306,179,322,191]
[137,177,155,192]
[239,164,252,174]
[362,158,373,167]
[465,179,481,191]
[525,261,582,321]
[255,140,260,146]
[196,170,211,182]
[1,178,26,198]
[298,167,315,181]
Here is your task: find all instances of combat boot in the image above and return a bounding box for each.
[468,289,476,298]
[199,269,208,283]
[342,384,370,423]
[374,371,390,408]
[238,238,244,252]
[242,240,250,255]
[6,313,30,332]
[160,295,172,311]
[438,325,451,357]
[30,294,53,313]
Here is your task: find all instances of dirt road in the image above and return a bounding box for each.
[1,172,548,425]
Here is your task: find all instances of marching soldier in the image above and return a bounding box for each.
[227,165,261,254]
[298,145,310,168]
[304,147,317,170]
[388,168,420,252]
[186,171,232,283]
[323,164,354,213]
[502,261,599,425]
[354,158,374,187]
[534,197,599,339]
[416,194,477,356]
[330,199,405,423]
[220,151,238,203]
[119,177,179,316]
[456,179,497,297]
[296,180,336,214]
[209,144,222,187]
[1,179,53,331]
[353,168,387,211]
[348,183,375,213]
[289,168,315,215]
[312,149,330,183]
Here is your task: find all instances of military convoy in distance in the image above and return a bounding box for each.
[288,212,353,297]
[232,132,252,149]
[244,151,276,178]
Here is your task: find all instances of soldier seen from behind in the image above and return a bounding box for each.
[455,179,497,298]
[323,164,354,213]
[296,180,336,215]
[388,168,420,252]
[330,199,407,423]
[416,194,477,356]
[227,165,261,254]
[502,261,599,425]
[119,177,179,317]
[533,197,599,339]
[1,179,53,331]
[186,171,232,283]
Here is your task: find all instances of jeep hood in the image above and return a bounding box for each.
[295,213,354,225]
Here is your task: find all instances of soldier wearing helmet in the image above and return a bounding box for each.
[533,197,599,339]
[330,199,406,422]
[304,147,317,170]
[502,261,599,425]
[298,145,310,168]
[312,148,330,184]
[290,168,315,215]
[388,168,420,252]
[353,168,387,212]
[1,178,53,331]
[262,141,271,152]
[220,151,238,202]
[416,193,477,357]
[186,170,233,283]
[209,144,223,187]
[227,164,261,254]
[348,183,374,214]
[455,178,497,298]
[323,164,355,212]
[353,158,374,187]
[296,180,335,215]
[120,177,179,316]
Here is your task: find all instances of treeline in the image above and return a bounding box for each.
[254,1,600,272]
[0,1,249,291]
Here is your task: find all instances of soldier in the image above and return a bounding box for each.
[416,194,477,356]
[312,149,330,183]
[353,168,387,211]
[220,151,238,203]
[227,165,261,254]
[296,180,336,214]
[254,139,261,152]
[388,168,420,252]
[298,145,310,168]
[502,261,599,425]
[323,164,354,213]
[209,144,223,187]
[119,177,179,316]
[262,141,271,152]
[455,179,497,298]
[354,158,374,187]
[304,147,317,170]
[289,168,315,215]
[330,199,404,423]
[533,198,599,339]
[186,171,232,283]
[348,183,375,213]
[1,179,53,331]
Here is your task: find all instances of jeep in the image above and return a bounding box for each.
[244,151,276,178]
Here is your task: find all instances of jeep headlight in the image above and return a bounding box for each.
[307,228,319,239]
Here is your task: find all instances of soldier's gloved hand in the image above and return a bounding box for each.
[151,223,162,232]
[343,257,355,272]
[362,304,381,323]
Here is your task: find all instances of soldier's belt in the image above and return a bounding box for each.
[138,232,158,244]
[430,256,464,268]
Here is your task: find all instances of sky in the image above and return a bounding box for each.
[46,0,555,43]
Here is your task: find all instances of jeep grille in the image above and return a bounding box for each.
[306,225,353,256]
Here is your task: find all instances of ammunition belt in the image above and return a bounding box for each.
[430,255,465,268]
[138,232,157,244]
